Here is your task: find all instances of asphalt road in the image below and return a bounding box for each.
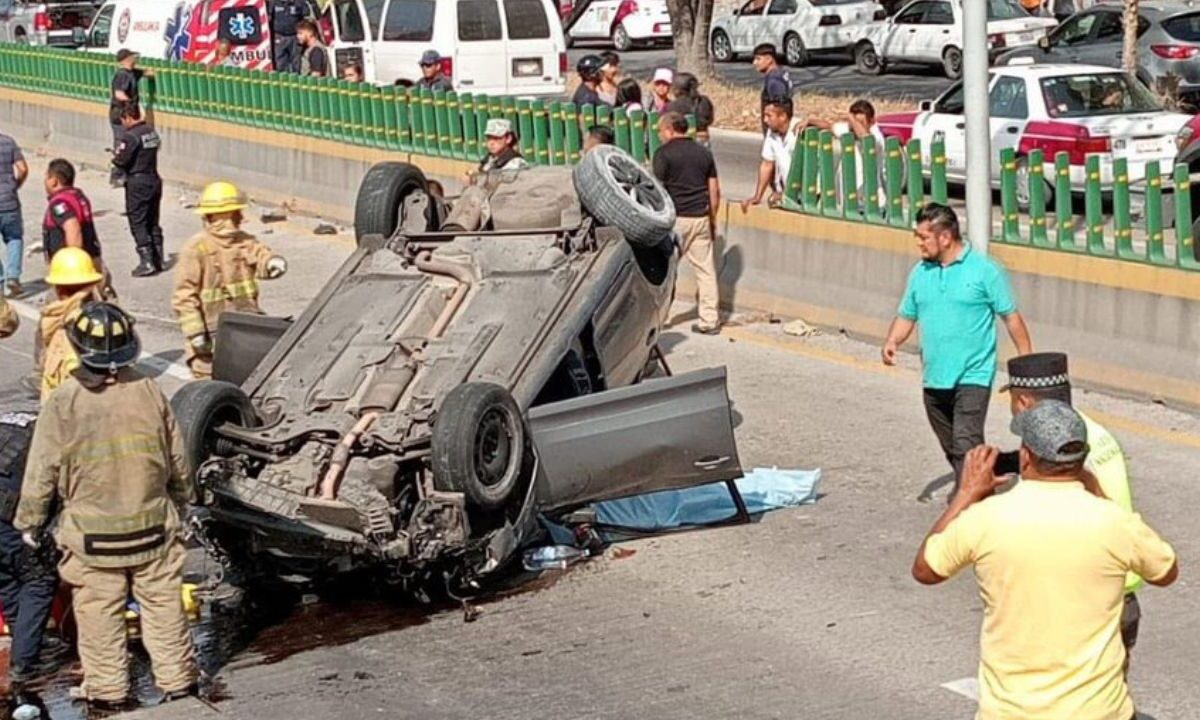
[1,166,1196,720]
[566,46,954,104]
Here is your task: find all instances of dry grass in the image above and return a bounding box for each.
[565,75,915,133]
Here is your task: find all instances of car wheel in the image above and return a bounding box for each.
[353,161,432,245]
[711,30,733,62]
[1014,157,1053,213]
[613,24,632,51]
[432,382,529,511]
[942,46,962,79]
[855,41,883,76]
[784,32,808,67]
[170,380,258,478]
[574,144,676,247]
[13,29,28,44]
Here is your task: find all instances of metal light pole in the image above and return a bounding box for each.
[962,0,991,253]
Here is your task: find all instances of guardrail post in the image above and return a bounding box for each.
[548,101,565,165]
[861,135,882,223]
[516,98,534,159]
[628,108,647,164]
[783,127,805,207]
[1113,157,1137,259]
[820,130,839,215]
[840,132,859,219]
[930,136,948,204]
[1000,147,1021,244]
[1027,150,1050,247]
[1054,152,1076,250]
[448,92,468,158]
[613,107,631,155]
[432,89,451,155]
[1085,154,1108,255]
[470,92,488,158]
[646,110,661,162]
[801,128,820,213]
[1142,160,1163,263]
[885,136,904,226]
[420,88,438,155]
[905,139,924,226]
[532,100,551,165]
[564,102,582,164]
[1173,163,1199,269]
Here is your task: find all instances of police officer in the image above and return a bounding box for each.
[172,181,286,378]
[16,303,198,713]
[112,102,164,277]
[270,0,308,73]
[109,50,151,187]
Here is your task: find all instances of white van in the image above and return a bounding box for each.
[322,0,567,97]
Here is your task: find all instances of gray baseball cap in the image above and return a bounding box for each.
[419,50,442,66]
[1010,399,1089,463]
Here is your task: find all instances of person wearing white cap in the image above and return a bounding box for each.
[468,118,528,178]
[446,118,531,230]
[650,68,673,113]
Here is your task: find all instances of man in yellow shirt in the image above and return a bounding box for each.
[912,400,1178,720]
[998,352,1144,666]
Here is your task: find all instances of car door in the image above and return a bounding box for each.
[455,0,507,93]
[372,0,434,85]
[918,80,967,177]
[529,367,743,511]
[1074,8,1125,67]
[881,1,928,61]
[1038,10,1097,63]
[569,0,605,39]
[85,2,116,51]
[913,0,955,62]
[764,0,798,46]
[731,0,767,52]
[988,74,1030,178]
[329,0,375,78]
[501,0,560,96]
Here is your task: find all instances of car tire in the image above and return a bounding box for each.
[574,144,676,247]
[942,46,962,79]
[711,30,733,62]
[855,41,883,76]
[613,24,632,52]
[353,161,431,246]
[431,382,528,511]
[1015,157,1053,213]
[784,32,808,67]
[170,380,258,478]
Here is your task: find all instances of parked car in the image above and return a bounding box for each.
[0,0,99,47]
[710,0,886,67]
[853,0,1056,79]
[876,64,1191,208]
[564,0,671,50]
[997,1,1200,105]
[79,0,272,69]
[318,0,566,96]
[172,148,742,591]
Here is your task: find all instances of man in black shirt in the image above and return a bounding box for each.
[652,112,722,334]
[753,43,792,133]
[297,20,328,77]
[110,50,152,186]
[112,104,164,277]
[270,0,308,73]
[571,55,607,108]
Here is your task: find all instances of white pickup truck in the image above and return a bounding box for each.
[0,0,99,46]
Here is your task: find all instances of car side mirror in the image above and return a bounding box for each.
[919,99,933,112]
[1038,35,1050,50]
[73,26,87,45]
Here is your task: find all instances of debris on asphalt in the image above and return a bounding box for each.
[261,210,288,223]
[782,319,820,338]
[179,194,196,209]
[313,223,338,235]
[522,545,589,571]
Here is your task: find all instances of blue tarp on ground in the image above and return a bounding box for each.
[545,467,821,541]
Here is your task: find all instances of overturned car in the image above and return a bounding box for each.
[172,146,743,592]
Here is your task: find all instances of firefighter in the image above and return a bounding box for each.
[172,181,287,378]
[112,103,164,277]
[38,247,105,402]
[15,302,198,712]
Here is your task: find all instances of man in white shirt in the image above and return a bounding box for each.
[740,97,803,211]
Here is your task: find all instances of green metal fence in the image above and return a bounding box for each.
[1,43,1196,270]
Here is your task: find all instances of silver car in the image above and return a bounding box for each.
[998,1,1200,103]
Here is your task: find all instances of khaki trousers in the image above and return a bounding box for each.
[59,540,197,701]
[674,216,720,328]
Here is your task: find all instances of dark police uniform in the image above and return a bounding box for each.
[270,0,308,73]
[42,186,102,264]
[109,67,143,184]
[112,122,165,271]
[0,396,58,691]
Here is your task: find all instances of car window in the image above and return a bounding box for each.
[925,1,954,25]
[459,0,503,40]
[1164,12,1200,41]
[934,82,965,114]
[738,0,767,15]
[90,4,114,46]
[362,0,385,38]
[382,0,434,41]
[1049,12,1095,45]
[990,76,1028,119]
[1040,73,1161,118]
[334,0,366,42]
[504,0,550,38]
[895,2,928,24]
[986,0,1023,21]
[1093,10,1125,41]
[768,0,798,14]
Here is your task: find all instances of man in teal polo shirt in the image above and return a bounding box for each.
[882,203,1032,494]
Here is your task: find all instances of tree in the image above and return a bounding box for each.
[1122,0,1138,76]
[665,0,716,76]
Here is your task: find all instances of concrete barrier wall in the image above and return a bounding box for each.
[4,87,1198,408]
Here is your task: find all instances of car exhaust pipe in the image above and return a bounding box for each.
[318,252,474,500]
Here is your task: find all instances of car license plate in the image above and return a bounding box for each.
[1012,31,1034,44]
[513,58,543,77]
[1135,138,1161,154]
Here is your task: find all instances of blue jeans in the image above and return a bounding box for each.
[0,209,22,285]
